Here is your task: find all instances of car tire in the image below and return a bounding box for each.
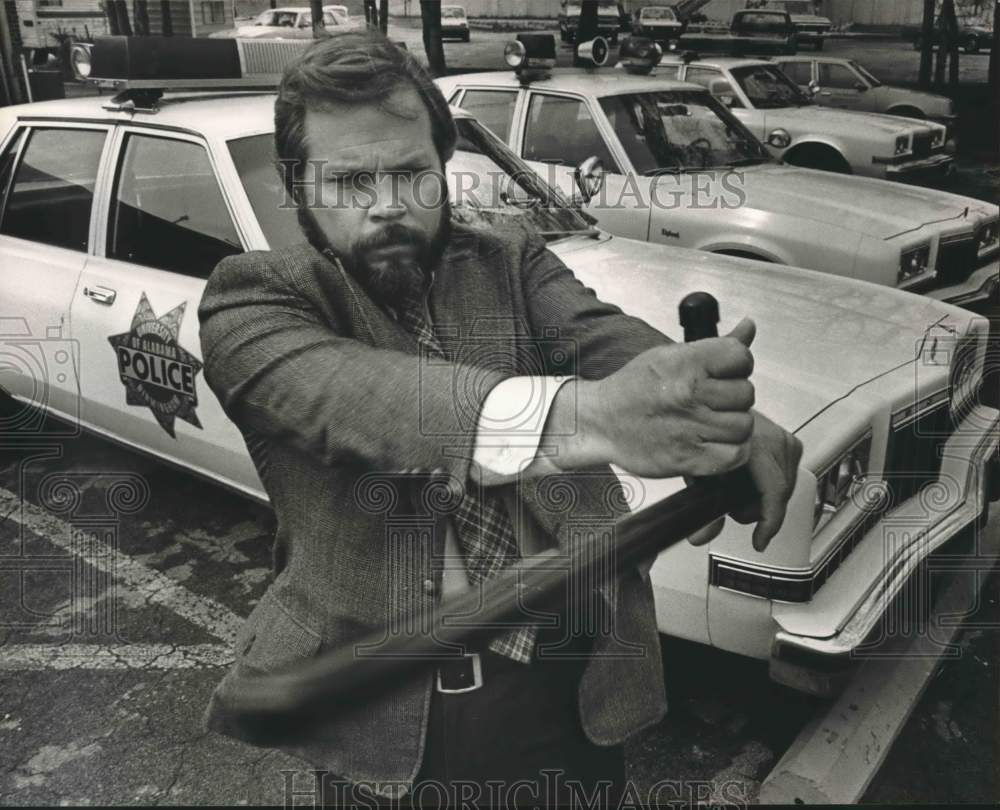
[783,144,852,174]
[964,35,979,54]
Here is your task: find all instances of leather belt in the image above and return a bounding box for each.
[435,653,483,694]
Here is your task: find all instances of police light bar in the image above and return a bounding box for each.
[617,36,662,74]
[89,35,311,90]
[504,33,556,81]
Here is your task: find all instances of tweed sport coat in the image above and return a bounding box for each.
[197,222,671,791]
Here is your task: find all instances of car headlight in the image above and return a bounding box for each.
[813,434,872,533]
[898,244,931,283]
[976,219,999,258]
[767,128,791,149]
[894,134,911,155]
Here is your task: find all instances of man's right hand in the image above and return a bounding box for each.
[565,319,758,479]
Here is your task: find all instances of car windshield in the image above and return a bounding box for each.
[641,7,677,19]
[731,64,813,108]
[850,60,882,87]
[228,118,595,251]
[442,7,466,17]
[599,90,770,174]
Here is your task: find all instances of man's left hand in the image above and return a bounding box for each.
[687,411,803,551]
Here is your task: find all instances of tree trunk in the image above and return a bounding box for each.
[420,0,446,76]
[134,0,150,36]
[309,0,325,37]
[364,0,378,28]
[379,0,388,34]
[990,0,1000,159]
[918,0,935,89]
[161,0,173,35]
[574,0,600,66]
[105,0,121,35]
[941,0,959,88]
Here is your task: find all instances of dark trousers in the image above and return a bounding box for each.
[321,641,624,809]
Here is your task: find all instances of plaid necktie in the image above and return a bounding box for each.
[396,291,537,664]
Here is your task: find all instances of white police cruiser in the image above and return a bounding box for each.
[1,36,996,696]
[437,34,998,309]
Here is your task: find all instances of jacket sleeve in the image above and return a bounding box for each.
[198,251,509,480]
[518,235,673,378]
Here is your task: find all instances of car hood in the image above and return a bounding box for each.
[771,104,932,137]
[717,163,989,239]
[551,234,953,430]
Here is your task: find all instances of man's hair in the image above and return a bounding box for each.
[274,30,457,204]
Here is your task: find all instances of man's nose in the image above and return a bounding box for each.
[368,173,406,222]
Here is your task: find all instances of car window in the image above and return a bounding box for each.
[523,94,620,172]
[600,91,768,174]
[683,66,720,88]
[108,133,242,278]
[818,62,861,89]
[0,127,105,253]
[780,60,812,86]
[457,89,518,142]
[0,128,26,219]
[685,67,744,108]
[654,64,681,80]
[731,64,812,108]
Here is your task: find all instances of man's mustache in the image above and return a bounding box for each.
[354,224,430,256]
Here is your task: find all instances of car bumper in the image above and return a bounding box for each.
[796,30,828,42]
[927,258,1000,309]
[880,152,954,179]
[769,415,1000,696]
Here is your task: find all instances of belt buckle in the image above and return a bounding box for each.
[436,652,483,694]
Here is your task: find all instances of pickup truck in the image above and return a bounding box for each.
[558,0,628,44]
[679,9,799,55]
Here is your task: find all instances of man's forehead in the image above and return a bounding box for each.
[303,87,436,165]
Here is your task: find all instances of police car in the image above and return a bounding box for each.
[1,37,996,696]
[437,36,998,309]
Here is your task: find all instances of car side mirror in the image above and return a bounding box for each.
[709,79,737,107]
[854,82,868,92]
[807,79,819,96]
[574,156,605,203]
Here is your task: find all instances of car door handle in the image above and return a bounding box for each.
[83,285,117,305]
[819,91,832,96]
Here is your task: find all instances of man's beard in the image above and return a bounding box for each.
[298,203,452,305]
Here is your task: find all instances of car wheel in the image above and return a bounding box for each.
[964,35,979,54]
[784,144,852,174]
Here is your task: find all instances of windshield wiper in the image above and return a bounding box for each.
[537,228,602,240]
[642,166,685,177]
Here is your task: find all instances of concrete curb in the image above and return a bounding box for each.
[758,517,1000,804]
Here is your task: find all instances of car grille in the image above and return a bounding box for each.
[935,233,978,284]
[912,130,934,159]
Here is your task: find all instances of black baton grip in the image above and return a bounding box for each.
[679,291,759,513]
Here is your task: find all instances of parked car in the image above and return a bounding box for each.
[747,0,832,49]
[657,54,953,181]
[323,5,361,28]
[438,66,998,309]
[440,4,470,42]
[558,0,627,44]
[904,19,995,54]
[2,39,996,697]
[678,9,799,55]
[774,55,957,131]
[208,6,343,39]
[632,5,686,43]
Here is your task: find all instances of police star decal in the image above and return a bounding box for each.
[108,293,203,438]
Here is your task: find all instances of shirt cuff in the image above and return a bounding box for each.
[472,375,574,485]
